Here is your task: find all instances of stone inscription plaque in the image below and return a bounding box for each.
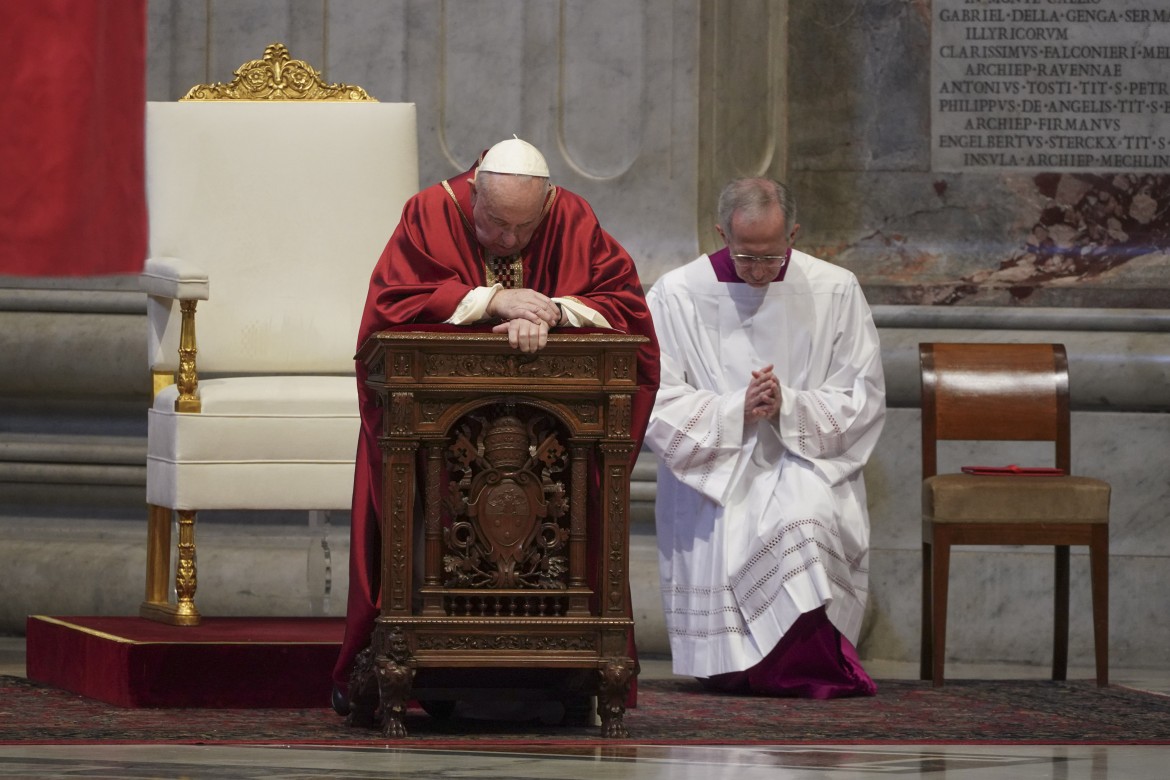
[932,0,1170,172]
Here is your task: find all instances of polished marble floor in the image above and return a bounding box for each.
[2,636,1168,779]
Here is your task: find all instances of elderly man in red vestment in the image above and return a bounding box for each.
[332,138,660,712]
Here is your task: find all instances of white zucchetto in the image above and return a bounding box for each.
[478,137,549,178]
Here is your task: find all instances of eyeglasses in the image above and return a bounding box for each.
[731,252,788,268]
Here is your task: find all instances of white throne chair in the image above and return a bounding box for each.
[140,44,418,625]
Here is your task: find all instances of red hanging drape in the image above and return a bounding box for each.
[0,0,147,277]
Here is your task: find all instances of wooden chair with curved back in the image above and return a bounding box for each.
[919,342,1110,687]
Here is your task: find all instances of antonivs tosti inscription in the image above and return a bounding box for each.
[932,0,1170,172]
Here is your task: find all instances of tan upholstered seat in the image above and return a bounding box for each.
[140,44,418,625]
[924,475,1110,525]
[919,342,1110,687]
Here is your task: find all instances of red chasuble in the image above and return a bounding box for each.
[334,159,660,693]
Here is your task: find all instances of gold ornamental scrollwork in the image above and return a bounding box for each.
[175,300,201,412]
[173,510,199,619]
[181,43,376,102]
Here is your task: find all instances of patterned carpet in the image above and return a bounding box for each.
[3,675,1169,746]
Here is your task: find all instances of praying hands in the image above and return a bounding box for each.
[745,364,781,421]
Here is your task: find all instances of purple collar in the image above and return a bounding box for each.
[709,246,790,283]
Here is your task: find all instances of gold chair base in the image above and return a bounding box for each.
[139,599,202,627]
[143,504,200,627]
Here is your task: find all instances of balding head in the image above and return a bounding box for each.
[717,178,797,240]
[715,178,800,288]
[469,171,550,258]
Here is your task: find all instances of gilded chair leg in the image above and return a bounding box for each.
[139,506,201,626]
[1053,544,1070,681]
[173,510,200,620]
[920,540,933,680]
[931,535,951,688]
[1089,526,1110,687]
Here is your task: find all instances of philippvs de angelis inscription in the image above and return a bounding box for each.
[932,0,1170,172]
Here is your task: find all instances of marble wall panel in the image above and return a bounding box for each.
[147,0,324,99]
[701,0,785,176]
[0,312,145,397]
[385,0,710,277]
[560,1,643,179]
[209,0,326,83]
[144,0,175,101]
[1106,554,1170,669]
[192,524,351,618]
[1075,412,1170,558]
[864,545,1170,669]
[325,0,409,102]
[146,0,208,100]
[438,1,529,166]
[787,1,931,173]
[861,408,918,551]
[867,408,1170,558]
[786,2,1170,307]
[0,518,351,625]
[864,405,1170,668]
[0,534,145,627]
[696,0,788,256]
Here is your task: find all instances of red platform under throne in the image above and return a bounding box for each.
[25,615,342,708]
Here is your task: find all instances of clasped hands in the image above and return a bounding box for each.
[487,288,563,353]
[745,364,781,422]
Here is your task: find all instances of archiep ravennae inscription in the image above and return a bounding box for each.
[933,0,1170,172]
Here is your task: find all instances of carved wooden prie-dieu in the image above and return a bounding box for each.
[353,331,647,738]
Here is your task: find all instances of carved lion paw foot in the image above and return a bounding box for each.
[600,717,629,739]
[381,717,409,739]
